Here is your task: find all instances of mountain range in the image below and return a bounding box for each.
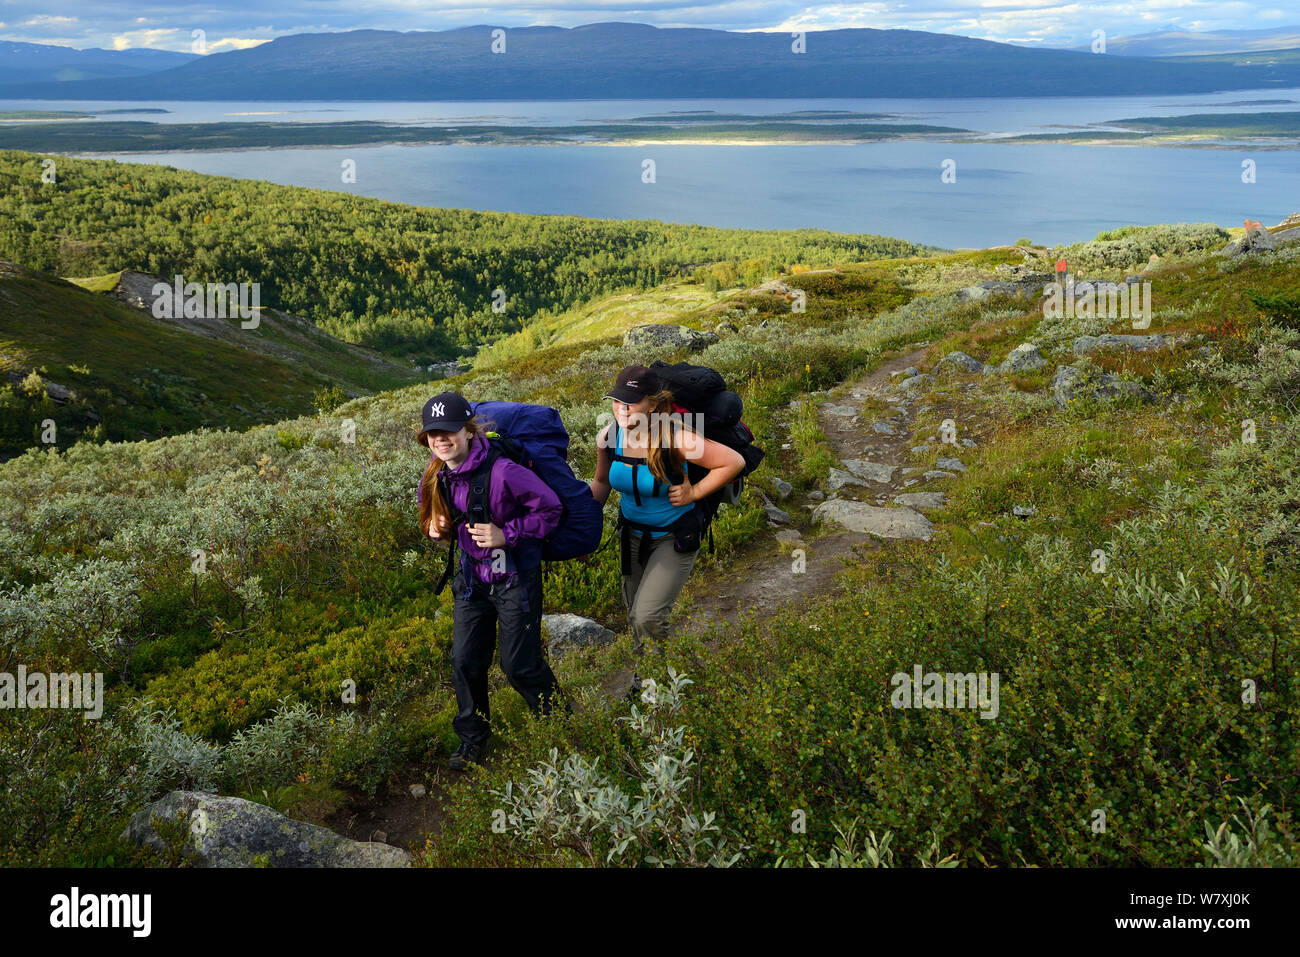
[3,23,1300,100]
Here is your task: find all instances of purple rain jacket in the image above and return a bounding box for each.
[439,432,563,587]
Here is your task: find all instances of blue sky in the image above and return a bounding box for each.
[2,1,1296,52]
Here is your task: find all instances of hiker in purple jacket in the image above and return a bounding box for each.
[415,391,567,771]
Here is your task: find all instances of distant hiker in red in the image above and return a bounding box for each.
[415,391,567,771]
[588,365,745,666]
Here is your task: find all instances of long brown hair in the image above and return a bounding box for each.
[417,416,493,538]
[625,388,687,486]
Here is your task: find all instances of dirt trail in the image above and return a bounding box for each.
[670,345,934,643]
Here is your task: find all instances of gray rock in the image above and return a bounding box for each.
[936,351,984,375]
[923,470,958,481]
[981,364,998,376]
[714,321,739,333]
[998,343,1046,374]
[961,438,977,448]
[122,790,412,868]
[828,467,869,492]
[1012,505,1036,518]
[771,477,794,500]
[821,403,859,417]
[840,459,897,484]
[1273,226,1300,246]
[871,420,897,435]
[1052,365,1157,410]
[764,504,792,524]
[1220,225,1276,258]
[935,457,965,472]
[957,285,990,302]
[894,491,946,510]
[788,400,803,409]
[895,374,935,392]
[775,529,805,548]
[543,613,616,657]
[1072,334,1167,355]
[409,784,426,799]
[623,324,718,351]
[910,445,932,454]
[812,501,934,540]
[806,491,825,502]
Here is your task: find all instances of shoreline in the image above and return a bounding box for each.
[55,130,1297,156]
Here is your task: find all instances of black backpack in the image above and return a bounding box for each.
[648,360,765,534]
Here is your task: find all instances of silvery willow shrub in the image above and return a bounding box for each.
[1061,223,1229,273]
[493,670,744,867]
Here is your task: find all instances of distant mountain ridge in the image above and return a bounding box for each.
[3,23,1299,100]
[1063,25,1300,57]
[0,40,197,85]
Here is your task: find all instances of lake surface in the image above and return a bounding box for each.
[5,91,1299,247]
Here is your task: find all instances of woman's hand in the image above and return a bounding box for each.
[469,522,507,549]
[428,515,452,540]
[668,476,695,507]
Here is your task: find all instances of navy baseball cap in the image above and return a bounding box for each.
[416,392,473,445]
[604,365,659,404]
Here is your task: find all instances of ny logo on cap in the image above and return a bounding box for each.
[626,380,638,388]
[431,402,445,417]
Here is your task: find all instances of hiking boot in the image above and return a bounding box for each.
[449,741,484,771]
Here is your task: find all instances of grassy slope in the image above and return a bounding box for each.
[0,262,419,455]
[3,224,1298,867]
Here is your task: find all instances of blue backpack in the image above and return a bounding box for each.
[418,401,605,592]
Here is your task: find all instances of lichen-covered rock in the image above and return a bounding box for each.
[998,343,1046,374]
[543,613,615,657]
[812,501,934,540]
[935,351,984,375]
[122,791,412,868]
[1052,365,1156,409]
[622,324,718,351]
[1072,334,1167,355]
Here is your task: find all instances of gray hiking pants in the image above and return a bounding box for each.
[621,531,699,657]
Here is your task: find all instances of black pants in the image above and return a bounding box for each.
[450,560,565,748]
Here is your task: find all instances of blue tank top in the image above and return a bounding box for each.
[610,423,693,537]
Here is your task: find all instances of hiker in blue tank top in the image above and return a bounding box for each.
[415,391,568,772]
[589,364,745,661]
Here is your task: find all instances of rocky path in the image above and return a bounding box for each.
[669,343,959,643]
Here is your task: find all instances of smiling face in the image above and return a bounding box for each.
[612,395,651,432]
[424,426,471,465]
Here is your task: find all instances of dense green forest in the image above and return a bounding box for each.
[0,151,937,358]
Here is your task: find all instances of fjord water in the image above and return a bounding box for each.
[10,90,1297,247]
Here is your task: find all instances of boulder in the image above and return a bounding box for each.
[840,459,897,484]
[935,351,984,375]
[894,491,946,510]
[1052,365,1156,410]
[999,343,1046,374]
[764,504,792,524]
[771,477,794,501]
[1072,334,1167,355]
[121,790,412,867]
[622,324,718,351]
[543,614,615,657]
[870,420,897,435]
[812,500,934,540]
[895,373,935,392]
[828,468,869,492]
[935,457,965,472]
[1220,225,1277,258]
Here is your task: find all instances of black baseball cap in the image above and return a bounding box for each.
[604,365,660,404]
[416,392,473,445]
